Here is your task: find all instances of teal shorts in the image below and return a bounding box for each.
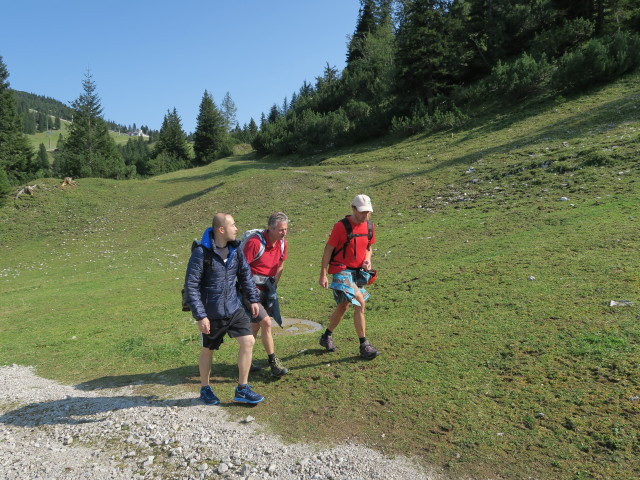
[330,269,370,307]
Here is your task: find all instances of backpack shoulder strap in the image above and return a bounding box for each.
[248,231,267,263]
[330,217,354,263]
[341,217,353,238]
[191,239,212,265]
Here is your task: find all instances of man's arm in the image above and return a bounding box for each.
[318,243,335,289]
[274,259,285,286]
[363,245,372,270]
[184,247,207,321]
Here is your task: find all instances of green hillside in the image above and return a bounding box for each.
[25,120,134,152]
[1,73,638,480]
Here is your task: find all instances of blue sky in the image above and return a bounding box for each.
[1,1,361,133]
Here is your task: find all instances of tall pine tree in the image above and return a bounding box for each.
[149,108,190,175]
[0,56,34,184]
[194,91,228,165]
[55,71,125,179]
[395,0,468,108]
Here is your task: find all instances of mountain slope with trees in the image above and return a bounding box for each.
[253,0,640,154]
[2,0,639,188]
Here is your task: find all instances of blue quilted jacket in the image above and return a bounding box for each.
[184,227,260,321]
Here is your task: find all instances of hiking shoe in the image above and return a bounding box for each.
[250,363,263,373]
[319,333,338,352]
[359,340,379,360]
[199,385,220,405]
[234,384,265,404]
[269,356,289,378]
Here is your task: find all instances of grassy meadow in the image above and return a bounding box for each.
[1,73,639,480]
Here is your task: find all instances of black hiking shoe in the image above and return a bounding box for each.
[269,356,289,378]
[319,333,338,352]
[359,340,379,360]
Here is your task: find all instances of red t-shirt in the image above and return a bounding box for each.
[243,230,288,277]
[327,216,376,274]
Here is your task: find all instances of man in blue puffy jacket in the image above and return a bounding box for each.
[184,213,265,405]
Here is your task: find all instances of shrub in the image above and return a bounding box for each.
[390,104,468,137]
[553,32,640,92]
[488,53,551,98]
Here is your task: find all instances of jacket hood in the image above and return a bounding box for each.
[200,227,213,249]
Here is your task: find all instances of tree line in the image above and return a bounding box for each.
[2,0,640,198]
[252,0,640,154]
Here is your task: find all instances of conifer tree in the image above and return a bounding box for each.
[0,169,11,206]
[346,0,379,65]
[193,91,227,165]
[55,71,125,178]
[22,111,36,134]
[221,92,237,131]
[247,118,258,139]
[0,56,34,183]
[37,143,49,172]
[395,0,465,105]
[149,108,190,174]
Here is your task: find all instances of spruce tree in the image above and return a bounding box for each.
[346,0,379,65]
[193,91,227,165]
[22,111,36,134]
[37,143,49,172]
[0,56,34,184]
[149,108,190,174]
[395,0,465,106]
[55,71,125,179]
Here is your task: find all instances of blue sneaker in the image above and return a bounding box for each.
[200,385,220,405]
[233,384,264,404]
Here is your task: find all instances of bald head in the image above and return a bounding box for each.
[212,213,229,231]
[211,213,237,246]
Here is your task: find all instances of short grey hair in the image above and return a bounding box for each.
[268,212,289,228]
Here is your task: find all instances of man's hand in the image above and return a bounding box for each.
[250,303,260,318]
[198,317,210,334]
[362,259,372,270]
[319,272,329,289]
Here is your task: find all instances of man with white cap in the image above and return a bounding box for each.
[318,194,379,360]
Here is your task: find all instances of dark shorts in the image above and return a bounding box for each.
[201,307,253,350]
[243,288,272,323]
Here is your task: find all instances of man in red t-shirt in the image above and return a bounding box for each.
[242,212,290,377]
[318,194,379,360]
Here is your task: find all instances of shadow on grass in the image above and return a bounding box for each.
[157,157,276,185]
[249,349,368,382]
[0,395,197,427]
[164,182,224,207]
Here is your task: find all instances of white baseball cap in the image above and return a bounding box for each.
[352,194,373,212]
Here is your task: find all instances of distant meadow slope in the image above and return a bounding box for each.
[1,74,638,480]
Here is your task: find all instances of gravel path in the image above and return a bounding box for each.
[0,364,443,480]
